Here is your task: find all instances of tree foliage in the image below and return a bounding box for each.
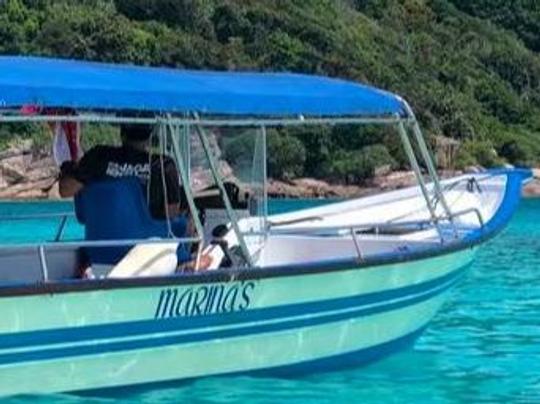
[325,144,395,184]
[1,0,540,181]
[267,131,306,180]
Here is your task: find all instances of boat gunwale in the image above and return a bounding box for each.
[0,237,480,298]
[0,169,524,298]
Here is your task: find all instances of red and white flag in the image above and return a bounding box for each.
[20,105,83,165]
[51,121,83,165]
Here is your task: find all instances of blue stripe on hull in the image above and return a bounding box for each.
[0,268,464,367]
[75,324,428,398]
[0,264,469,352]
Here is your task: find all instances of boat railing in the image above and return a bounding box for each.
[269,218,434,235]
[0,236,200,282]
[269,207,484,234]
[446,207,484,229]
[0,212,74,220]
[3,236,200,250]
[269,206,484,260]
[0,206,483,276]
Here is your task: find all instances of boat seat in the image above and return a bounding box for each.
[74,178,189,269]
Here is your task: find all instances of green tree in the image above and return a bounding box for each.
[267,131,306,180]
[1,0,540,176]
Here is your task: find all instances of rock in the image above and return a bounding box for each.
[373,170,416,189]
[267,179,305,198]
[267,178,369,199]
[374,164,392,177]
[0,140,58,199]
[523,178,540,198]
[464,165,483,174]
[522,168,540,197]
[0,140,32,160]
[47,181,62,200]
[16,189,48,200]
[292,178,333,197]
[2,167,26,184]
[0,178,54,199]
[190,162,236,192]
[439,169,464,179]
[0,159,27,184]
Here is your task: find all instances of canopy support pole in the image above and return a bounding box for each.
[261,125,269,225]
[173,121,193,205]
[164,116,206,270]
[192,117,254,267]
[181,116,191,182]
[396,121,444,242]
[408,120,457,236]
[400,99,457,237]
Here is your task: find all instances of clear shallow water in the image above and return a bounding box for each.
[1,198,539,403]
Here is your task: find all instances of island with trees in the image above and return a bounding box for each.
[0,0,539,198]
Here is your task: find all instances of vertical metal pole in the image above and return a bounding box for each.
[158,124,174,237]
[181,120,191,182]
[397,121,444,242]
[173,123,191,189]
[164,116,205,269]
[38,245,49,281]
[261,125,268,225]
[409,121,456,227]
[350,227,363,261]
[192,121,254,267]
[400,99,456,233]
[54,215,68,242]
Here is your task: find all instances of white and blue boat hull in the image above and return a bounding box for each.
[0,247,473,396]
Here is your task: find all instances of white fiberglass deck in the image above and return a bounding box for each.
[219,172,507,269]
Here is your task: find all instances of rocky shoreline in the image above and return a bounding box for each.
[522,169,540,197]
[267,171,419,199]
[0,142,60,200]
[0,142,538,200]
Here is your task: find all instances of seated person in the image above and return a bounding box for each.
[59,123,183,220]
[59,122,211,272]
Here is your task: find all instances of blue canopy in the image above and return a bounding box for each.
[0,56,406,117]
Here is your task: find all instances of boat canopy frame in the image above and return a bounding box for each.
[0,113,402,127]
[0,55,461,269]
[0,108,459,261]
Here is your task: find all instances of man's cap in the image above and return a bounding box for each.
[119,110,155,141]
[120,123,153,141]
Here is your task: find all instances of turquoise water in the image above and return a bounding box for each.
[2,198,540,403]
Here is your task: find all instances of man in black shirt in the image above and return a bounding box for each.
[60,123,214,271]
[59,123,184,219]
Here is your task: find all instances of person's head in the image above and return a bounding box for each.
[120,123,153,149]
[119,109,155,149]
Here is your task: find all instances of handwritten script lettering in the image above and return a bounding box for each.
[154,281,256,319]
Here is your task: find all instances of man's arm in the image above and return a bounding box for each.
[58,161,83,198]
[59,175,83,198]
[58,147,104,198]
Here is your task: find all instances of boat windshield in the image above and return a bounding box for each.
[180,124,268,256]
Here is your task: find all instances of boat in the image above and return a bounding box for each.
[0,56,530,396]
